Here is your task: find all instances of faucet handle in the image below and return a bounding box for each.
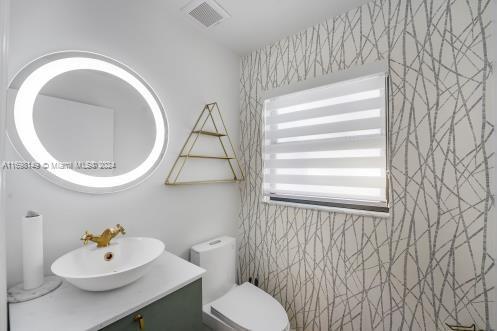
[116,224,126,235]
[81,231,92,245]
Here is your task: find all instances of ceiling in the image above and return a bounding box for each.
[163,0,371,55]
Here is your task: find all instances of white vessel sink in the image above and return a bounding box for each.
[51,237,164,291]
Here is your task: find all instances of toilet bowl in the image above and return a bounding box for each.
[191,236,289,331]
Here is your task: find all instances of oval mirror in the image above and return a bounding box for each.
[7,51,168,193]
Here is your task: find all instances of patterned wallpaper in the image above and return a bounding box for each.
[238,0,495,330]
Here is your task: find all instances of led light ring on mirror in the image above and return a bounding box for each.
[13,56,167,190]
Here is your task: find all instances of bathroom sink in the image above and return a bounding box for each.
[51,237,164,291]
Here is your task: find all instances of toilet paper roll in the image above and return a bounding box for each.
[22,211,44,290]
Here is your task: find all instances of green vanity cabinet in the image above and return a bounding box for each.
[101,279,203,331]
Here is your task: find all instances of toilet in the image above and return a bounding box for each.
[191,236,290,331]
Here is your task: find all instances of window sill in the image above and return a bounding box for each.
[262,199,391,218]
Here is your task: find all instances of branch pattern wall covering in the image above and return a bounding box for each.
[238,0,495,330]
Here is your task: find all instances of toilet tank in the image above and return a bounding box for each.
[191,236,236,304]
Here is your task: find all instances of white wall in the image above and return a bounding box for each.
[5,0,240,286]
[0,0,9,328]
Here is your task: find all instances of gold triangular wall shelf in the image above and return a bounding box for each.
[165,102,244,185]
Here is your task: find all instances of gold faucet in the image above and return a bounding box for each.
[81,224,126,248]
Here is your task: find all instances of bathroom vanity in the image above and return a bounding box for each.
[9,251,205,331]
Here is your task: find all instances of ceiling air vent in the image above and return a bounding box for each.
[182,0,230,28]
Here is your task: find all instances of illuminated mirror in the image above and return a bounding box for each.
[7,51,168,193]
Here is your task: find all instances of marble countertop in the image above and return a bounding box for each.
[9,251,205,331]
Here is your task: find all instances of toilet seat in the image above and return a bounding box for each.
[208,282,289,331]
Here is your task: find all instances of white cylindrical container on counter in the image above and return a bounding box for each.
[22,210,44,290]
[7,210,61,303]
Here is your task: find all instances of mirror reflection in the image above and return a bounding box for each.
[29,69,156,176]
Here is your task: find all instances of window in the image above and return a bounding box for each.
[262,71,389,214]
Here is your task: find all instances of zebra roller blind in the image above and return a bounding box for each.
[263,73,389,213]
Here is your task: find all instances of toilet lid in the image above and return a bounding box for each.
[210,282,289,331]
